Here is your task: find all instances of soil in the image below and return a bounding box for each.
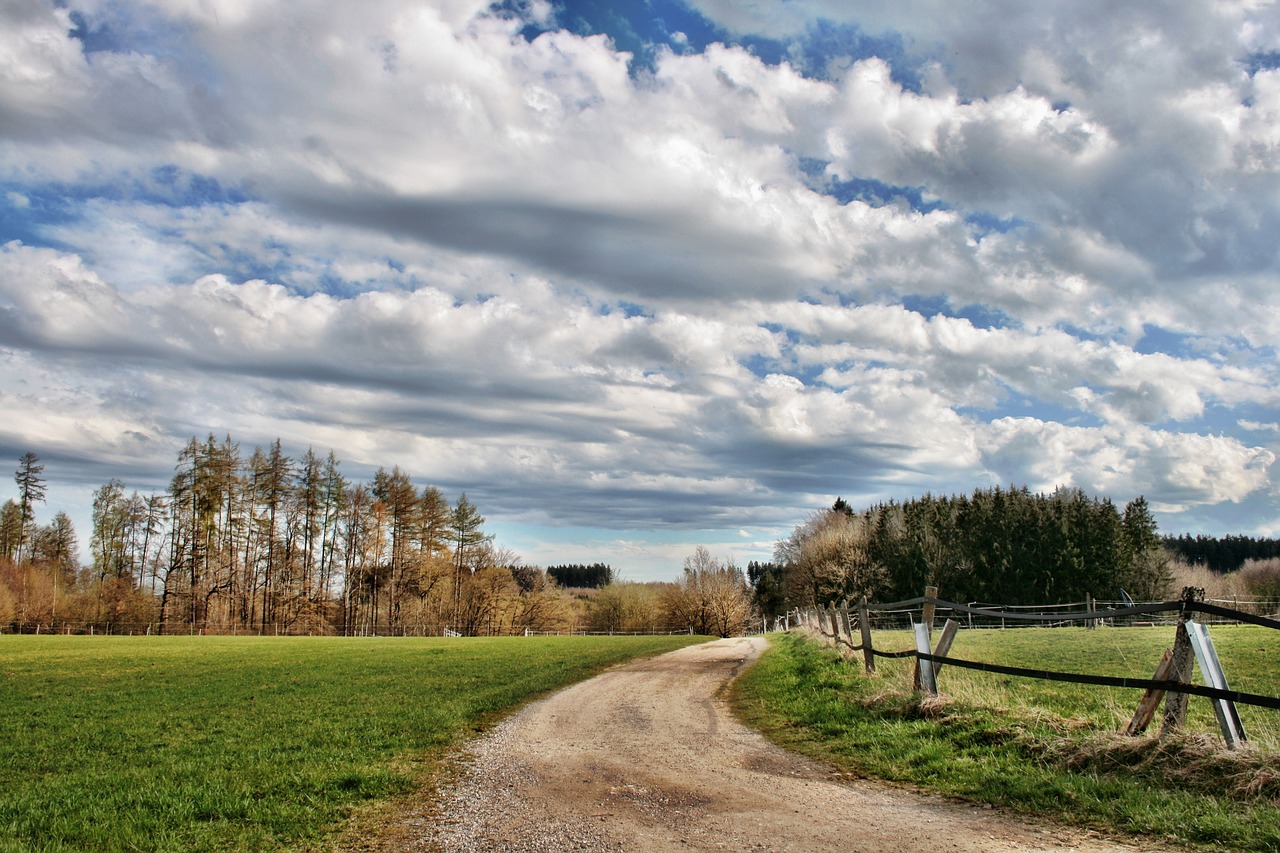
[380,637,1173,852]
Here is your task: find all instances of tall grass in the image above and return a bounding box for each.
[732,628,1280,850]
[0,634,704,852]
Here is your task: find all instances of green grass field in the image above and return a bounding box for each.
[732,627,1280,851]
[0,634,705,852]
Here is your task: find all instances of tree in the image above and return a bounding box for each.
[1122,496,1172,600]
[34,511,77,576]
[14,452,46,562]
[589,581,662,632]
[317,451,347,605]
[449,493,490,621]
[372,466,419,628]
[339,482,377,633]
[662,547,753,637]
[251,439,291,631]
[91,480,129,581]
[547,563,614,588]
[780,510,885,608]
[506,565,576,633]
[295,448,325,609]
[0,500,22,561]
[746,561,786,620]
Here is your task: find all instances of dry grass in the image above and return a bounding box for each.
[1046,731,1280,803]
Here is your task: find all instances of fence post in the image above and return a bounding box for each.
[858,596,875,673]
[1125,648,1175,736]
[1161,586,1203,738]
[913,621,936,695]
[922,585,938,630]
[931,619,959,679]
[839,607,855,648]
[1186,620,1247,749]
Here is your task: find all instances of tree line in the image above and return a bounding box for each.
[1,444,761,637]
[546,563,614,588]
[0,439,579,635]
[754,486,1172,616]
[12,443,1248,636]
[1161,534,1280,574]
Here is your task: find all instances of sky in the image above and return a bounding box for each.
[2,0,1279,581]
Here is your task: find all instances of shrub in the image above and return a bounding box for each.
[1238,558,1280,602]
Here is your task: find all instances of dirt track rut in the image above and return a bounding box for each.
[397,637,1166,852]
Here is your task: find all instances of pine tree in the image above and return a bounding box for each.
[449,493,490,624]
[14,451,46,562]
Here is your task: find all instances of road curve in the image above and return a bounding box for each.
[394,637,1163,852]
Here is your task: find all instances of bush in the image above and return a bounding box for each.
[1238,558,1280,602]
[1167,559,1247,601]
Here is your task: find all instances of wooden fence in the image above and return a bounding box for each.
[787,586,1280,749]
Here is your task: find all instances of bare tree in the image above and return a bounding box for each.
[781,510,885,608]
[0,500,23,561]
[589,581,662,632]
[663,547,753,637]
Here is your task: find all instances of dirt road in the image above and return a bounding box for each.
[399,637,1164,852]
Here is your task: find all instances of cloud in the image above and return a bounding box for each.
[980,417,1276,511]
[2,0,1279,572]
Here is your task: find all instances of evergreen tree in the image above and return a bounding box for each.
[449,493,490,623]
[1122,496,1172,599]
[14,451,46,562]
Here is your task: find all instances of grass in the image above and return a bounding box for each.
[0,633,705,852]
[731,627,1280,851]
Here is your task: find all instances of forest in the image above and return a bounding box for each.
[546,563,615,588]
[0,440,582,635]
[752,487,1175,617]
[0,441,756,636]
[1162,533,1280,573]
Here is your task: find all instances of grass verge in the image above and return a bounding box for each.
[730,630,1280,851]
[0,634,705,852]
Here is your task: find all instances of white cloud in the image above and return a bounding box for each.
[981,418,1275,511]
[2,0,1279,567]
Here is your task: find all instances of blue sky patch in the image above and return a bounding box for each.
[901,294,1013,331]
[67,10,123,54]
[597,300,653,318]
[797,157,945,214]
[1245,51,1280,76]
[1,185,79,248]
[965,210,1028,237]
[493,0,920,84]
[783,18,920,90]
[1134,324,1196,358]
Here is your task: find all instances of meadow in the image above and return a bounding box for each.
[732,626,1280,850]
[0,633,705,852]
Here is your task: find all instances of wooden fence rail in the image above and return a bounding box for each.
[787,586,1280,749]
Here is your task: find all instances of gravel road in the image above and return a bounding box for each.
[387,637,1167,852]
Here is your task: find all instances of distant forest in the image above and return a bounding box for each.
[546,563,615,588]
[1161,534,1280,573]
